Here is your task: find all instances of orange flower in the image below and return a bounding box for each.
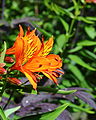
[6,25,64,89]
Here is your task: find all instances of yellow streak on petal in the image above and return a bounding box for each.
[38,36,53,56]
[42,71,58,84]
[24,71,37,90]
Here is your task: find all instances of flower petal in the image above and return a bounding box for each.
[38,36,53,56]
[18,25,24,37]
[42,71,58,84]
[23,70,37,89]
[46,54,62,71]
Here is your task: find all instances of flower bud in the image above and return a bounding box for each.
[0,63,6,67]
[0,67,7,74]
[5,56,14,63]
[0,76,2,79]
[7,77,22,85]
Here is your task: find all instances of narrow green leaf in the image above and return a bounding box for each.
[0,107,8,120]
[40,103,69,120]
[18,103,69,120]
[86,16,96,21]
[59,17,69,33]
[84,50,96,59]
[68,64,91,88]
[77,16,94,24]
[77,40,96,46]
[60,101,94,114]
[37,27,52,37]
[68,55,96,71]
[4,106,21,118]
[68,46,82,53]
[0,41,7,63]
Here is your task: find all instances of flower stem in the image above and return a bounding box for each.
[3,90,14,110]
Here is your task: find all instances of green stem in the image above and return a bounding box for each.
[69,18,75,35]
[0,81,7,99]
[3,90,14,110]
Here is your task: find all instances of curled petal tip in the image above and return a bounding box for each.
[18,25,24,37]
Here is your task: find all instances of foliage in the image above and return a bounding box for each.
[0,0,96,120]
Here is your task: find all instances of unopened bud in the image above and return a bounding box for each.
[7,77,22,85]
[5,56,14,63]
[0,63,6,67]
[0,67,7,74]
[0,76,2,79]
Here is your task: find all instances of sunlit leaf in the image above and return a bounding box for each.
[77,16,94,24]
[68,46,82,53]
[0,107,8,120]
[85,26,96,39]
[18,103,69,120]
[77,40,96,46]
[4,106,21,117]
[0,42,7,63]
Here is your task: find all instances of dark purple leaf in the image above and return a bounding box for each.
[22,94,51,107]
[75,91,96,109]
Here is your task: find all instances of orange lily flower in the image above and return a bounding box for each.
[6,25,64,89]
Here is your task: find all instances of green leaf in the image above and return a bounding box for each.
[77,16,94,24]
[17,103,69,120]
[86,16,96,21]
[0,41,7,63]
[60,101,94,114]
[4,106,21,118]
[59,17,69,33]
[77,40,96,46]
[85,26,96,39]
[80,0,86,4]
[84,50,96,59]
[53,44,60,54]
[56,34,68,49]
[0,107,8,120]
[68,46,82,53]
[44,1,74,18]
[37,27,52,37]
[68,64,91,88]
[68,55,96,71]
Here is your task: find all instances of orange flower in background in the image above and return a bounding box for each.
[86,0,96,3]
[6,25,64,89]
